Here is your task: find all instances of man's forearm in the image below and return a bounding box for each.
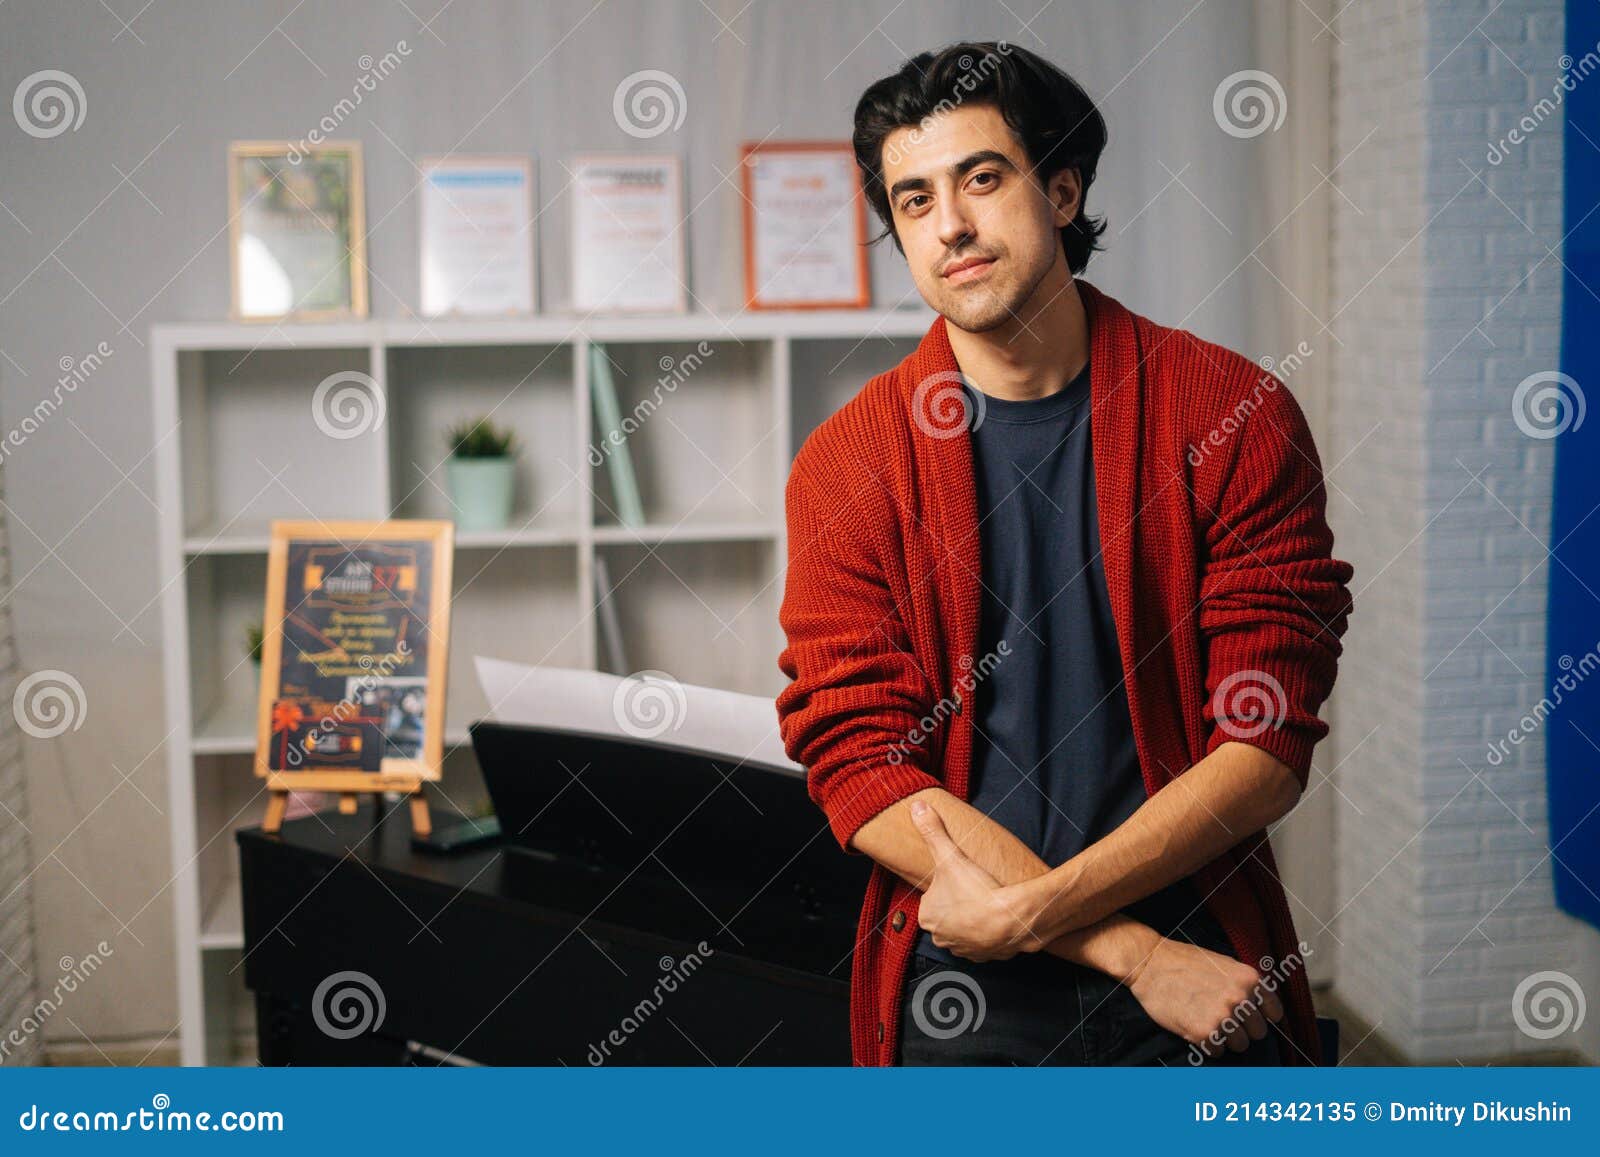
[850,786,1158,982]
[1012,741,1303,945]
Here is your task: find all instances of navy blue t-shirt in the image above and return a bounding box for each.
[913,359,1232,972]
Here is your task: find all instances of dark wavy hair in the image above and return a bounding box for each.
[851,41,1108,274]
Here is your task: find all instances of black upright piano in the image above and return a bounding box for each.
[238,723,871,1065]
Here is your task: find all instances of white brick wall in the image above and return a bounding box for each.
[1326,0,1431,1057]
[0,464,41,1067]
[1331,0,1597,1063]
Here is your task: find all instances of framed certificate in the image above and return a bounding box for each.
[740,141,870,310]
[570,154,687,313]
[420,155,536,316]
[228,141,368,321]
[254,520,453,789]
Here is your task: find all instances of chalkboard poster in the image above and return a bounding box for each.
[254,520,454,788]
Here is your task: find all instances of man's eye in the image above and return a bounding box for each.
[969,171,999,190]
[903,194,930,212]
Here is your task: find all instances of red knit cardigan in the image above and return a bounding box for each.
[776,281,1354,1067]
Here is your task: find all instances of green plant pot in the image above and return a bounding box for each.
[447,456,516,531]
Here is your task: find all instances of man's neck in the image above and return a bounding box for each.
[945,268,1089,403]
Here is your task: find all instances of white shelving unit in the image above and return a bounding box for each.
[151,309,933,1065]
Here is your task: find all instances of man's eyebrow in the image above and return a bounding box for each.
[887,149,1017,201]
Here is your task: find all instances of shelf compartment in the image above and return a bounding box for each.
[447,543,585,736]
[589,338,776,529]
[386,343,580,535]
[788,334,919,458]
[193,753,265,955]
[178,346,387,538]
[594,539,783,697]
[185,553,268,752]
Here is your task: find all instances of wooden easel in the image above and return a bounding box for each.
[261,771,433,837]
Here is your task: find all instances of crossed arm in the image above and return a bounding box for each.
[848,782,1157,982]
[900,738,1302,963]
[849,744,1299,1049]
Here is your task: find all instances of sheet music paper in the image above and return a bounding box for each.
[474,657,800,772]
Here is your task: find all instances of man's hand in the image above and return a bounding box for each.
[1124,936,1285,1056]
[910,799,1045,961]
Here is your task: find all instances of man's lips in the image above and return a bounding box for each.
[941,256,996,283]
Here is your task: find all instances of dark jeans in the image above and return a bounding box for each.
[896,949,1285,1067]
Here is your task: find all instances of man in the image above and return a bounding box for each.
[775,41,1353,1067]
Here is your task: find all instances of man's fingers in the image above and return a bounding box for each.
[1239,1003,1269,1041]
[909,799,961,862]
[1257,985,1285,1023]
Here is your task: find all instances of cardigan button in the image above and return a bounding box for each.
[877,1021,885,1043]
[891,909,906,931]
[952,690,963,714]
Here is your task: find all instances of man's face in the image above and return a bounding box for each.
[880,103,1079,334]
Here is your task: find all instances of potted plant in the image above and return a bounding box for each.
[445,416,519,531]
[245,622,264,693]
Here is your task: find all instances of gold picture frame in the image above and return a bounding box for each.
[228,140,368,321]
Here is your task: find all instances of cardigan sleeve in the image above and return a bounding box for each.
[775,459,943,853]
[1196,378,1355,788]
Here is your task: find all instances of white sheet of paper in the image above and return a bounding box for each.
[570,156,685,313]
[420,158,534,315]
[474,656,800,772]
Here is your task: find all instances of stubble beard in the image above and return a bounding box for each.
[935,248,1055,336]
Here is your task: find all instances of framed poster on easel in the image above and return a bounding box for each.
[254,519,454,836]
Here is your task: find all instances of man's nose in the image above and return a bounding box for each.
[933,199,975,253]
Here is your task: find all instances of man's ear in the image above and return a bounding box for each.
[1048,167,1082,229]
